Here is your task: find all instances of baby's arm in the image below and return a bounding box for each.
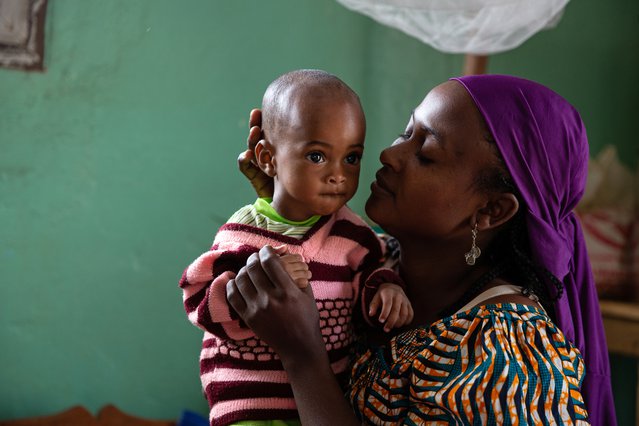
[368,283,414,332]
[179,246,255,339]
[180,246,311,338]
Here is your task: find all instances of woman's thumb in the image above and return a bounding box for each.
[302,283,315,298]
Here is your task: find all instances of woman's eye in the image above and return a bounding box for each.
[399,131,412,140]
[345,153,362,165]
[416,153,433,165]
[306,152,325,163]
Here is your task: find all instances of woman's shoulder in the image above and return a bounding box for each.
[396,303,579,362]
[419,302,549,329]
[385,303,588,424]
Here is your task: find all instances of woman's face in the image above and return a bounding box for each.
[365,81,497,243]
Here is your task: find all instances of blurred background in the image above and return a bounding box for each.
[1,0,637,424]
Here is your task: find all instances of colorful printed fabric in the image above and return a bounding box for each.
[348,303,589,425]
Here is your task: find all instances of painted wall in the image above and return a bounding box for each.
[1,0,637,422]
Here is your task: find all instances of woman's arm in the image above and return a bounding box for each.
[226,246,360,426]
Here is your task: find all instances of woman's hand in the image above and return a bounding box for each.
[237,109,274,198]
[226,245,360,426]
[226,245,325,362]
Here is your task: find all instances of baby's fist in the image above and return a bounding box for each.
[369,283,414,332]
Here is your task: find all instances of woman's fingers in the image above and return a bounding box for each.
[244,249,279,296]
[240,108,273,198]
[255,246,300,293]
[238,149,258,178]
[238,148,274,198]
[249,108,262,129]
[227,245,321,358]
[226,278,247,313]
[247,109,262,153]
[234,254,261,301]
[230,247,306,311]
[247,126,261,154]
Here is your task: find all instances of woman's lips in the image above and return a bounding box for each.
[371,173,394,196]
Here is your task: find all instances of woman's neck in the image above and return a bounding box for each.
[397,240,492,325]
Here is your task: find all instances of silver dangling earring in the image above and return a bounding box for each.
[465,223,481,266]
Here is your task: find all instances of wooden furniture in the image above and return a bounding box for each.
[600,300,639,425]
[0,405,175,426]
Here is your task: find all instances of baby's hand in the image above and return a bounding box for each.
[369,283,414,332]
[279,253,311,289]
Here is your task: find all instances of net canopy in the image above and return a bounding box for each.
[335,0,568,54]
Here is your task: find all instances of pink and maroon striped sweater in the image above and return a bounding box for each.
[179,206,398,426]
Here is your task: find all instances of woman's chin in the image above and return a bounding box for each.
[365,197,391,228]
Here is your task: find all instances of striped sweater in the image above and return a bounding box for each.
[179,205,397,426]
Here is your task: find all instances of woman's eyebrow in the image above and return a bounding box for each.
[412,111,444,147]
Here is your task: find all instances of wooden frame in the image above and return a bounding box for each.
[0,0,47,71]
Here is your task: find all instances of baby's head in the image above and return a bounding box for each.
[255,69,366,221]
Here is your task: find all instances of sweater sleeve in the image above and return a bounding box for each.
[178,243,258,340]
[347,226,405,328]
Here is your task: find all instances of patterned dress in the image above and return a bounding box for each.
[348,303,590,425]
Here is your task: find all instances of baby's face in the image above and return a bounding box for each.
[270,97,366,221]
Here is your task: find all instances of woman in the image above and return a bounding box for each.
[228,75,615,425]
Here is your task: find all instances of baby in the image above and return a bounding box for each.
[179,69,412,426]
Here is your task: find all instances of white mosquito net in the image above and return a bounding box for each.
[335,0,569,54]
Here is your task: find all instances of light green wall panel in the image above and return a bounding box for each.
[0,0,371,420]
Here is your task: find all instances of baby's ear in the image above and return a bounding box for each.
[254,140,276,177]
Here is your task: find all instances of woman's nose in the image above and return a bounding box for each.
[379,137,404,171]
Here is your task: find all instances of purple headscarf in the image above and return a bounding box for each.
[452,75,615,426]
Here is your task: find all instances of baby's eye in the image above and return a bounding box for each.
[345,153,362,165]
[306,152,325,163]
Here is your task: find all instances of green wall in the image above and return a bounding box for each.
[1,0,637,422]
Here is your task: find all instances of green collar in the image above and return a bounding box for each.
[254,198,321,226]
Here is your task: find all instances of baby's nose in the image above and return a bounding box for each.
[328,174,346,185]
